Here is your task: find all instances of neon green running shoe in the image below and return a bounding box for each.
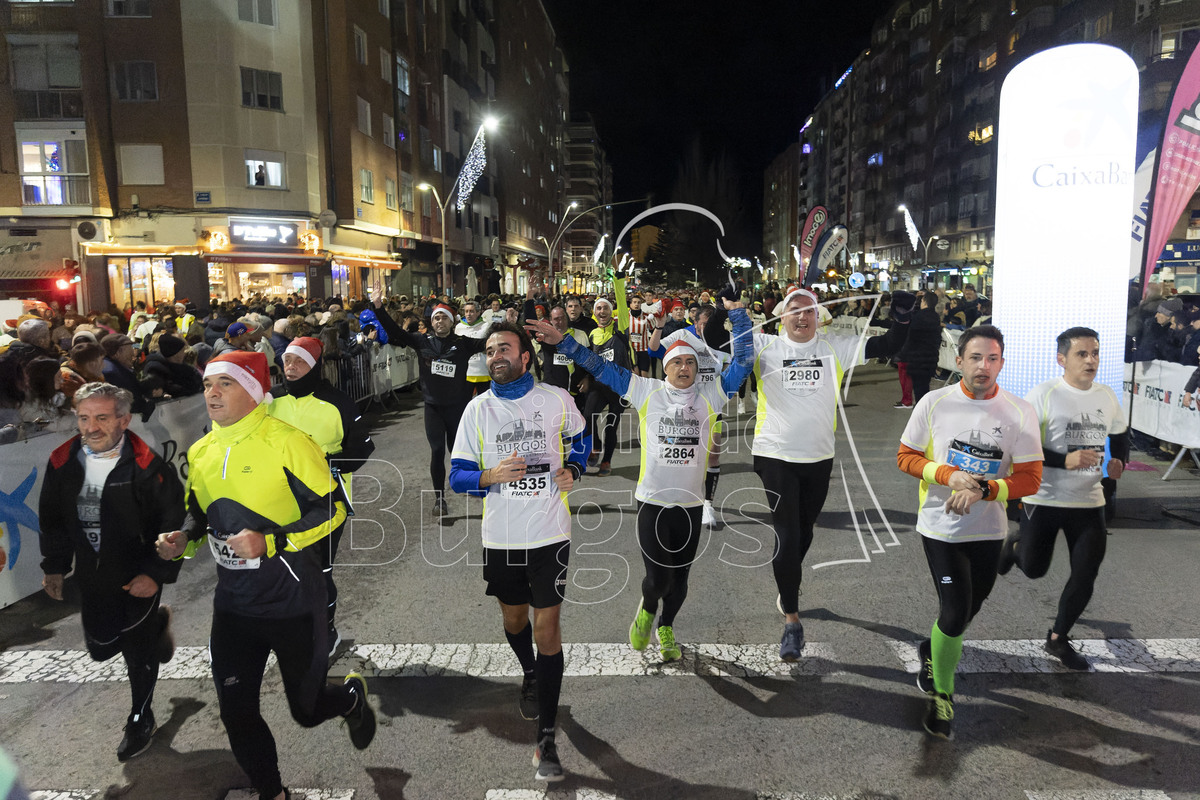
[658,625,681,662]
[629,601,653,651]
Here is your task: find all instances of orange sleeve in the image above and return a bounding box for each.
[897,444,957,485]
[994,459,1042,502]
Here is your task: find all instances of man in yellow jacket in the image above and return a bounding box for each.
[156,351,375,800]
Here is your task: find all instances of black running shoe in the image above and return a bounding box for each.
[779,621,805,662]
[343,672,377,749]
[519,675,538,721]
[916,638,934,695]
[996,535,1019,576]
[1044,630,1092,671]
[117,711,157,762]
[923,691,953,740]
[156,605,175,664]
[532,734,564,782]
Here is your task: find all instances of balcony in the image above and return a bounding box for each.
[22,174,91,207]
[13,89,85,121]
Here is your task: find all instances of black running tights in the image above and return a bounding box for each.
[921,536,1003,638]
[425,402,466,496]
[1018,505,1107,636]
[637,502,704,627]
[754,456,833,614]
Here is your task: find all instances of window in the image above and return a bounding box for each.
[19,129,90,206]
[354,27,368,65]
[969,122,994,144]
[385,177,397,210]
[108,0,150,15]
[1089,12,1113,39]
[395,56,410,113]
[237,0,274,25]
[360,168,374,203]
[380,48,391,82]
[356,96,371,135]
[958,195,975,218]
[114,61,157,101]
[1008,30,1019,54]
[979,45,997,71]
[421,190,432,216]
[240,67,283,110]
[244,148,285,188]
[10,39,81,90]
[383,113,395,148]
[433,146,441,173]
[378,0,389,16]
[118,144,163,184]
[401,175,414,211]
[867,152,883,166]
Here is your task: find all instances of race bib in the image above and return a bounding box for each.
[208,531,261,570]
[782,358,823,395]
[946,431,1003,478]
[553,353,570,366]
[601,349,615,362]
[431,359,456,378]
[655,441,698,465]
[698,366,716,385]
[501,461,553,498]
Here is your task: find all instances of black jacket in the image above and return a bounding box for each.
[372,305,487,407]
[101,358,152,414]
[39,432,184,599]
[143,352,204,397]
[277,366,375,472]
[896,308,942,374]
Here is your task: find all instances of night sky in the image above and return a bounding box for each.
[541,0,896,254]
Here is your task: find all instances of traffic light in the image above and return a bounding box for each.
[57,259,80,291]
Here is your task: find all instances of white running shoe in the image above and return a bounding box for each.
[702,500,717,528]
[737,398,746,415]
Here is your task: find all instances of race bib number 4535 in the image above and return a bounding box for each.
[501,461,553,498]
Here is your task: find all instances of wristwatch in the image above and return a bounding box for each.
[975,479,991,500]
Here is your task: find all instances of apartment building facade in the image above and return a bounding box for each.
[768,0,1199,295]
[563,111,613,293]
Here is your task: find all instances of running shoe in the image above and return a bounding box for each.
[996,534,1020,576]
[519,674,539,720]
[923,691,954,739]
[532,734,564,782]
[117,711,157,762]
[702,500,717,528]
[587,452,601,467]
[893,402,913,409]
[658,625,681,662]
[629,600,653,651]
[916,638,934,695]
[156,605,175,664]
[779,621,805,662]
[737,398,746,415]
[432,497,449,518]
[1044,630,1092,671]
[597,461,612,476]
[343,672,377,750]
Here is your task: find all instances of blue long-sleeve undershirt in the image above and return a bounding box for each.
[449,428,590,497]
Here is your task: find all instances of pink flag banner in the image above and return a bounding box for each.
[1142,45,1200,291]
[798,206,829,274]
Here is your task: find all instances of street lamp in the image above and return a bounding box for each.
[541,196,649,295]
[538,201,577,294]
[418,115,499,297]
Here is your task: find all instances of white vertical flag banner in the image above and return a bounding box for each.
[992,44,1139,400]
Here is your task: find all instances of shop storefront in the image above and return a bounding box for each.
[0,225,76,306]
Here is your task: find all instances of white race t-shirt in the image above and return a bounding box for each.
[78,446,122,553]
[456,318,491,380]
[660,329,730,393]
[751,331,866,463]
[900,383,1043,542]
[1024,378,1126,508]
[624,374,729,507]
[452,383,585,549]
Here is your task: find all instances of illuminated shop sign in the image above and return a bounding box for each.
[228,217,300,247]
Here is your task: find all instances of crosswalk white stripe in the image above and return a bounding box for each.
[30,792,95,800]
[8,638,1200,684]
[484,791,622,800]
[891,638,1200,674]
[225,790,354,800]
[1024,792,1173,799]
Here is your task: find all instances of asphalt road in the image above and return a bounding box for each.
[3,362,1199,800]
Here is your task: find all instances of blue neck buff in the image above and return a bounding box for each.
[492,370,534,399]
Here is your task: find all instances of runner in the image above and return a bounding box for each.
[456,299,492,396]
[269,336,376,657]
[896,325,1043,739]
[529,298,752,660]
[449,321,589,782]
[156,351,375,799]
[371,288,487,517]
[581,271,636,477]
[749,287,915,660]
[999,326,1129,671]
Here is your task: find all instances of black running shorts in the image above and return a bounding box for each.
[483,540,570,608]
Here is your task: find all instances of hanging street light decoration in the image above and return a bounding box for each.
[456,129,488,211]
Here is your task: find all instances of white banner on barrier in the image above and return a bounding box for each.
[0,395,208,609]
[1124,361,1200,450]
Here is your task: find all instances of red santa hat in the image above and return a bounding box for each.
[204,351,273,404]
[431,304,456,321]
[663,340,699,367]
[284,336,323,369]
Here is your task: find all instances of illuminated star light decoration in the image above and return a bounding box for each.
[901,206,920,252]
[455,131,487,211]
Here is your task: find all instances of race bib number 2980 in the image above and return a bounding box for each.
[782,357,822,394]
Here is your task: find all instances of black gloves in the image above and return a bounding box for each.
[890,290,917,323]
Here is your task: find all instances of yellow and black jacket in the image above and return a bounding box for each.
[181,404,347,618]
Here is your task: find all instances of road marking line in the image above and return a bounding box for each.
[891,639,1200,674]
[485,791,621,799]
[1024,792,1172,799]
[30,793,96,800]
[225,791,354,800]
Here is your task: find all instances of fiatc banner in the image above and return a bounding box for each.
[1124,361,1200,449]
[992,44,1138,401]
[798,206,829,278]
[814,225,849,275]
[1141,43,1200,291]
